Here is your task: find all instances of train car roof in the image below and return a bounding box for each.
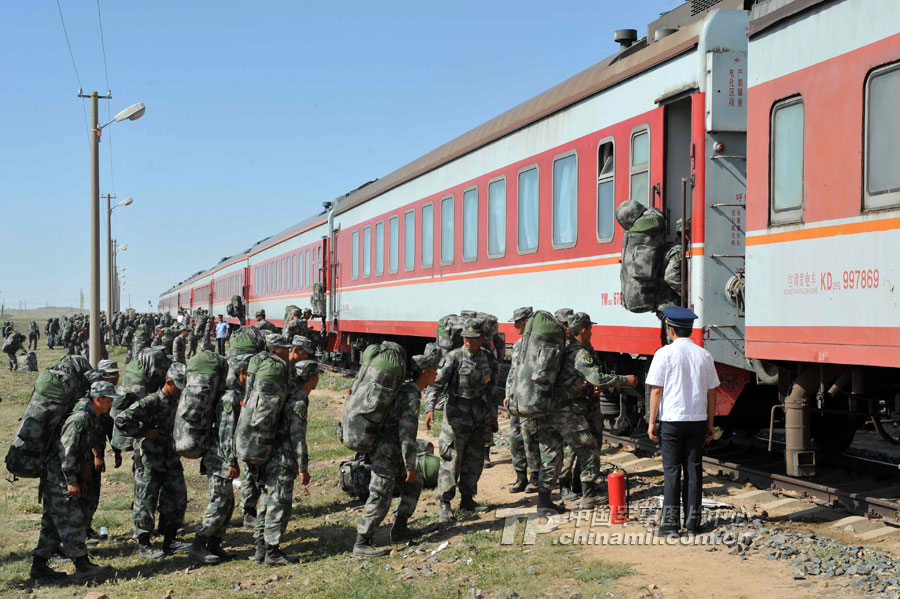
[748,0,832,37]
[333,18,706,217]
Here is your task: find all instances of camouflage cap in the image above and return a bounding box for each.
[461,318,485,338]
[255,310,266,318]
[290,308,301,316]
[97,359,120,372]
[554,308,574,326]
[411,354,437,371]
[85,370,106,383]
[265,333,293,349]
[460,310,478,318]
[295,359,323,380]
[291,335,316,354]
[567,312,596,333]
[167,362,187,389]
[228,352,253,373]
[155,325,165,332]
[90,380,122,399]
[510,306,534,322]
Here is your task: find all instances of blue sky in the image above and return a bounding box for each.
[0,0,682,312]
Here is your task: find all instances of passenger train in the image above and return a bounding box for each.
[160,0,900,476]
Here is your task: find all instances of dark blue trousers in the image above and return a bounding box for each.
[660,420,706,530]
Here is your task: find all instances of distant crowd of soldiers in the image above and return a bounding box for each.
[14,303,640,584]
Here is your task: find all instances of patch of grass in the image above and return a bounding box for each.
[318,371,353,392]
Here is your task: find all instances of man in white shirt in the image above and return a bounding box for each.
[645,306,719,535]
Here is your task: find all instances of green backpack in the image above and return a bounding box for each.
[173,351,228,459]
[508,310,566,418]
[234,352,289,465]
[228,326,267,357]
[338,342,407,453]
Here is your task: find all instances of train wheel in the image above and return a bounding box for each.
[811,397,865,453]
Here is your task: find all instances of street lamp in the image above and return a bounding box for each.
[112,242,128,313]
[79,88,146,367]
[107,196,133,324]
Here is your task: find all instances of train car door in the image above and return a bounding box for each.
[663,96,693,241]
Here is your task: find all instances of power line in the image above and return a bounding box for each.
[95,0,117,195]
[55,0,91,142]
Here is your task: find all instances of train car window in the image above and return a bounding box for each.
[865,63,900,210]
[518,166,539,254]
[299,252,305,288]
[630,129,650,207]
[305,249,310,287]
[389,215,399,274]
[553,152,578,248]
[375,221,385,276]
[441,196,454,265]
[463,187,478,262]
[422,203,434,267]
[597,140,615,243]
[770,97,804,223]
[279,258,284,291]
[363,226,372,277]
[352,231,359,279]
[488,177,506,258]
[404,210,415,271]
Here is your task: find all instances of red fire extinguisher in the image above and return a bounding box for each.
[608,469,629,524]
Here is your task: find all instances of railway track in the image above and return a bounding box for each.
[603,431,900,522]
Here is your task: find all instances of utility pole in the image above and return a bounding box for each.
[107,194,113,323]
[80,289,85,313]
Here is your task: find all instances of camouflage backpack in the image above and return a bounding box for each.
[173,350,228,458]
[227,325,267,358]
[17,352,38,372]
[338,342,407,453]
[111,346,171,451]
[310,283,326,317]
[339,455,372,500]
[508,310,566,418]
[618,200,668,313]
[435,314,464,352]
[234,352,290,465]
[5,360,90,478]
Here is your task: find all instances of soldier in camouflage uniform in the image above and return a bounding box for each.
[115,363,190,559]
[127,326,150,364]
[552,308,582,501]
[188,352,253,564]
[282,308,308,339]
[82,360,122,546]
[354,354,438,557]
[536,313,638,511]
[255,310,278,333]
[503,307,541,494]
[30,381,117,582]
[27,320,40,351]
[172,326,189,364]
[4,331,25,371]
[254,359,317,567]
[426,318,500,523]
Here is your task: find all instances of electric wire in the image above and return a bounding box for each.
[55,0,91,142]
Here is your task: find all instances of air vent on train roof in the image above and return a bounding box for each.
[615,29,638,49]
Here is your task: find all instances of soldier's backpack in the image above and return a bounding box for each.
[2,333,22,353]
[173,350,228,459]
[17,352,38,372]
[310,283,326,317]
[339,455,372,499]
[227,325,267,358]
[234,352,289,466]
[435,314,464,352]
[338,342,407,453]
[226,295,245,323]
[617,199,668,313]
[5,360,90,478]
[283,305,301,326]
[476,312,506,360]
[508,310,566,418]
[112,347,171,451]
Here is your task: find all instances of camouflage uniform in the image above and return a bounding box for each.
[256,386,308,546]
[28,321,40,351]
[429,339,499,505]
[256,319,278,334]
[127,328,149,365]
[197,381,241,539]
[506,337,541,478]
[172,334,187,365]
[33,399,95,560]
[115,388,188,539]
[4,332,25,371]
[282,315,308,339]
[537,337,629,495]
[357,380,423,537]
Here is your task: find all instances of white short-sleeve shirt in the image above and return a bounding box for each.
[645,337,720,422]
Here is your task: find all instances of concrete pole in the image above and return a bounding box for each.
[107,194,113,324]
[89,91,101,367]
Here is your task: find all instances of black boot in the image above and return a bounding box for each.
[188,533,220,564]
[537,489,566,515]
[163,533,191,556]
[253,537,266,564]
[29,556,67,580]
[509,471,528,493]
[265,544,299,566]
[559,480,579,502]
[483,445,492,468]
[352,533,389,558]
[243,510,257,529]
[72,555,112,582]
[579,482,608,509]
[206,536,233,561]
[85,528,101,547]
[439,501,456,523]
[390,515,437,543]
[525,472,539,493]
[460,494,489,513]
[137,533,164,560]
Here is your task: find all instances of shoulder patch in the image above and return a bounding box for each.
[129,401,140,410]
[222,401,233,414]
[579,350,593,365]
[73,421,83,433]
[438,357,446,368]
